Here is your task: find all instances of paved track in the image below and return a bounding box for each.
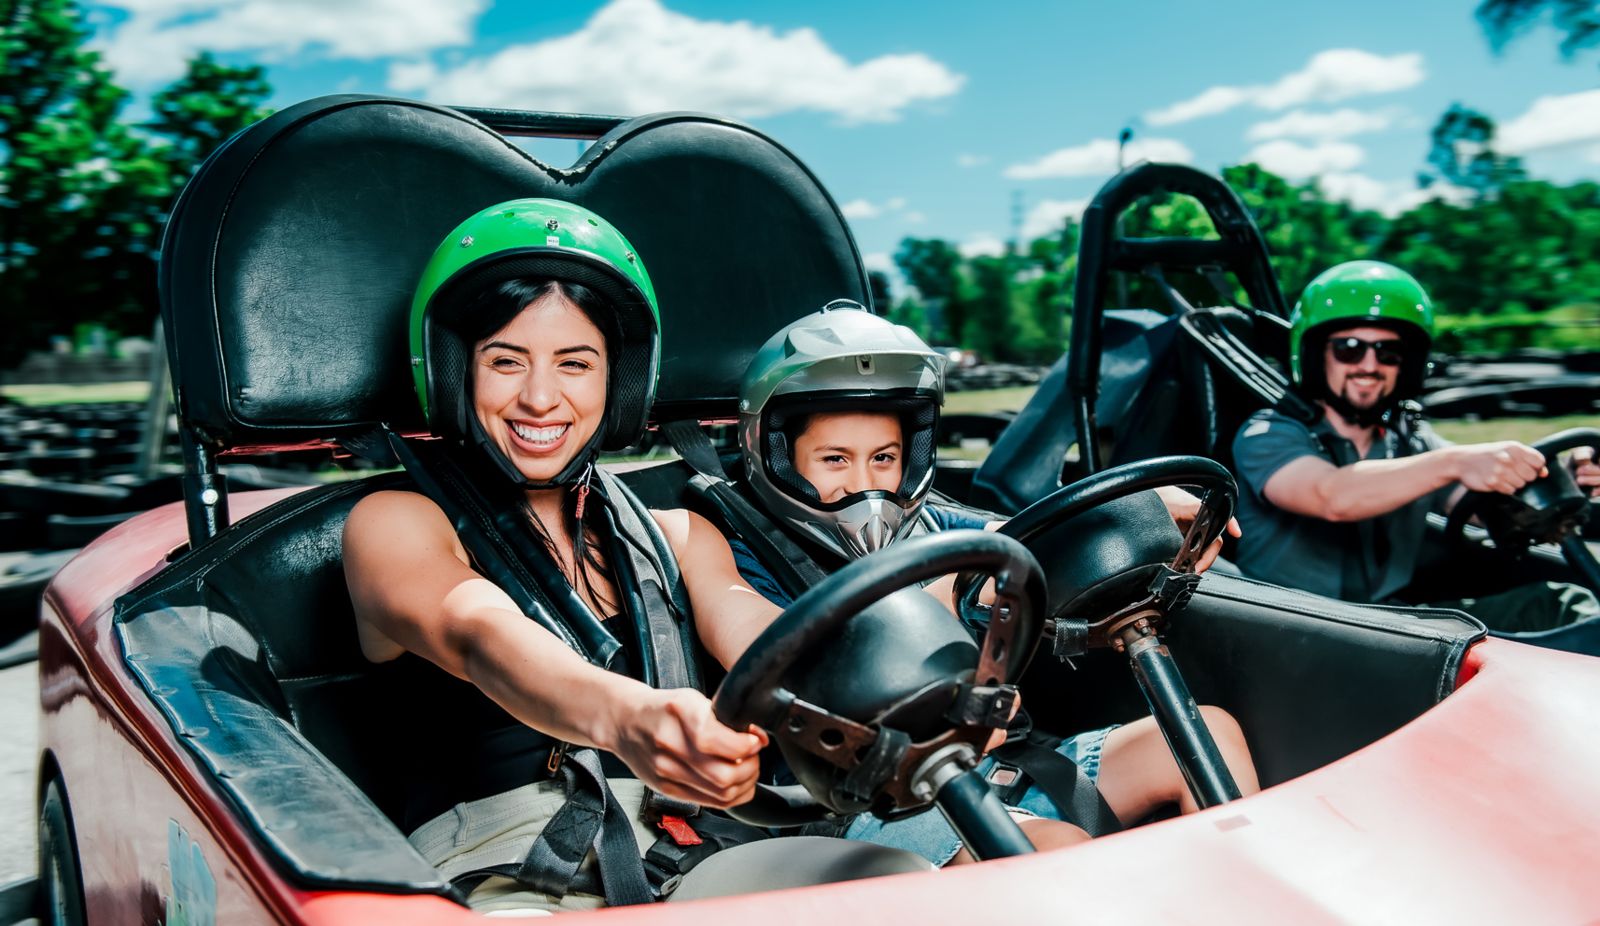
[0,657,38,883]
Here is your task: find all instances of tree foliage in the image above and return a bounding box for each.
[1478,0,1600,63]
[0,0,272,369]
[1421,103,1526,197]
[889,104,1600,363]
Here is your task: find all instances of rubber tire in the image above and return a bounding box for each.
[39,779,86,926]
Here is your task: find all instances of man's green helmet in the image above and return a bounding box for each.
[1290,260,1434,403]
[409,199,660,484]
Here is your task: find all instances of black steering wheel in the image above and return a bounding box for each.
[712,530,1045,857]
[1444,428,1600,594]
[960,455,1236,653]
[958,455,1245,810]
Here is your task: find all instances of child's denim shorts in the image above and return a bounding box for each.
[841,724,1118,866]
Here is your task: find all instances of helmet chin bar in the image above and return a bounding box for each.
[792,490,921,560]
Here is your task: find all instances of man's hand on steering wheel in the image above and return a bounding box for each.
[1449,441,1548,495]
[1153,485,1241,573]
[1570,446,1600,498]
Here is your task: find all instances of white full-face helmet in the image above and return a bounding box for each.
[738,300,948,559]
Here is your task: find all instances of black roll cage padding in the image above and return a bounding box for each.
[713,531,1044,827]
[1069,163,1289,472]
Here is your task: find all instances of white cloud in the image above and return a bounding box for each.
[1147,86,1252,125]
[1020,198,1088,241]
[840,197,915,221]
[862,252,894,274]
[1146,49,1424,126]
[1497,89,1600,154]
[93,0,488,85]
[958,235,1006,259]
[1004,137,1192,180]
[841,199,881,220]
[956,153,990,168]
[1318,172,1472,216]
[1246,107,1401,141]
[389,0,964,123]
[902,210,926,224]
[1587,144,1600,164]
[1245,139,1365,179]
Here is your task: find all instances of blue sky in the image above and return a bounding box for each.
[85,0,1600,278]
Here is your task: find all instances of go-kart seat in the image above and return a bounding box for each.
[116,94,873,893]
[1110,305,1288,475]
[115,473,451,893]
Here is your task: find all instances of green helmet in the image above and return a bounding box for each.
[1290,260,1434,405]
[410,198,660,485]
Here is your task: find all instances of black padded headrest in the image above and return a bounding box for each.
[160,95,868,449]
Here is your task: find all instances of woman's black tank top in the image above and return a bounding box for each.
[376,614,639,833]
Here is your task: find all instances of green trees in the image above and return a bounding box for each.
[888,145,1598,364]
[0,0,271,368]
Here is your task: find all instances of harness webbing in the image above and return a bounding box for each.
[385,431,593,658]
[449,748,654,905]
[659,419,830,599]
[592,469,699,693]
[989,735,1121,837]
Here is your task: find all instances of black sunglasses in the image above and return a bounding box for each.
[1327,336,1404,366]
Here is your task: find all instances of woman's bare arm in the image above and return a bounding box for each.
[343,491,763,806]
[651,507,784,671]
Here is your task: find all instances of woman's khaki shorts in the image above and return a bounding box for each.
[408,778,657,915]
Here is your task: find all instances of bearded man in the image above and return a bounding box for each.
[1230,261,1599,631]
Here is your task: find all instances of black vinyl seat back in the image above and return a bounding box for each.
[160,94,870,450]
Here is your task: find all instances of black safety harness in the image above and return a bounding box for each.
[657,420,1124,838]
[382,431,769,905]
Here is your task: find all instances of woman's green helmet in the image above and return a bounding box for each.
[1290,260,1435,405]
[409,199,660,484]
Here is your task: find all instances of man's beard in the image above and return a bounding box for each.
[1325,375,1394,427]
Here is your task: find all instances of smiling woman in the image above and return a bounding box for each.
[340,198,801,912]
[465,281,615,486]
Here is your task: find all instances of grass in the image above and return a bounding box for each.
[0,381,152,406]
[944,386,1036,416]
[1429,415,1600,446]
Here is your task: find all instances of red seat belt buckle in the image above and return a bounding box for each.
[657,814,703,846]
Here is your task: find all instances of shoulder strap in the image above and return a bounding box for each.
[659,420,831,599]
[593,469,699,693]
[385,431,617,665]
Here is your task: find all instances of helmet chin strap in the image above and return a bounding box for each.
[465,413,603,491]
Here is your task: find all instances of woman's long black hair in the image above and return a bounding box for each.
[451,278,623,616]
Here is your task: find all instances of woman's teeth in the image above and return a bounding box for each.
[511,422,567,445]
